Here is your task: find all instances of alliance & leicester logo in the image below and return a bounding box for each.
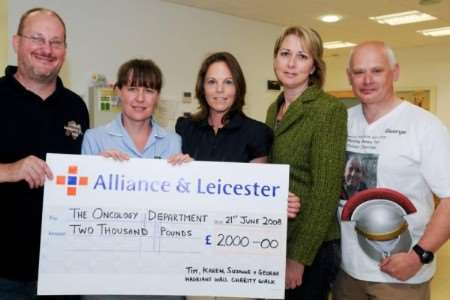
[56,165,88,196]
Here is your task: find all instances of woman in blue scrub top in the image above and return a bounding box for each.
[82,59,181,161]
[81,58,184,300]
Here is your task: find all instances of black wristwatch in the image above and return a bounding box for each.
[412,244,434,264]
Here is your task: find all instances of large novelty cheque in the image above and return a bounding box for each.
[38,153,289,298]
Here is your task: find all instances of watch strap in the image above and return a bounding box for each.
[413,244,434,264]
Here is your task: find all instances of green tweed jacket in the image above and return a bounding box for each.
[266,85,347,265]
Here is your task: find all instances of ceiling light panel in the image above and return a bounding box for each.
[369,10,437,26]
[418,26,450,36]
[324,41,356,49]
[319,14,343,23]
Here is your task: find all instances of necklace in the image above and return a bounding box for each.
[277,101,290,120]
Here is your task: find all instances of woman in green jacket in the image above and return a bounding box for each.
[266,26,347,300]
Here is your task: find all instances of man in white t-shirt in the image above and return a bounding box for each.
[332,41,450,300]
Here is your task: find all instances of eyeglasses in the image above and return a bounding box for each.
[19,34,66,49]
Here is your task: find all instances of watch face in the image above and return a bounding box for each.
[422,251,434,264]
[414,245,434,264]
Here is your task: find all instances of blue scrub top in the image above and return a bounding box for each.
[82,113,181,158]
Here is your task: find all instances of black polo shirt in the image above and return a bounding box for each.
[0,66,89,281]
[175,112,273,162]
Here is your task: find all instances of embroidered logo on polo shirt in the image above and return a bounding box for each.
[64,121,83,140]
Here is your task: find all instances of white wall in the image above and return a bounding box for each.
[325,44,450,128]
[7,0,282,127]
[0,0,7,71]
[9,1,450,128]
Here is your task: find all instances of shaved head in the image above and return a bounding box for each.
[346,40,400,108]
[348,41,397,70]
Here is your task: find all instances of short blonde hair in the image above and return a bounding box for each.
[273,26,325,88]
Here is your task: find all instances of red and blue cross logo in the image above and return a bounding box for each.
[56,165,88,196]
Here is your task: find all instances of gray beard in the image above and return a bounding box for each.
[29,66,59,84]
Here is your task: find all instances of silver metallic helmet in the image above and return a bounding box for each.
[341,188,417,261]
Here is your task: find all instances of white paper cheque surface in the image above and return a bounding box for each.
[38,153,289,298]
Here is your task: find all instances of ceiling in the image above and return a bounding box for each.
[163,0,450,55]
